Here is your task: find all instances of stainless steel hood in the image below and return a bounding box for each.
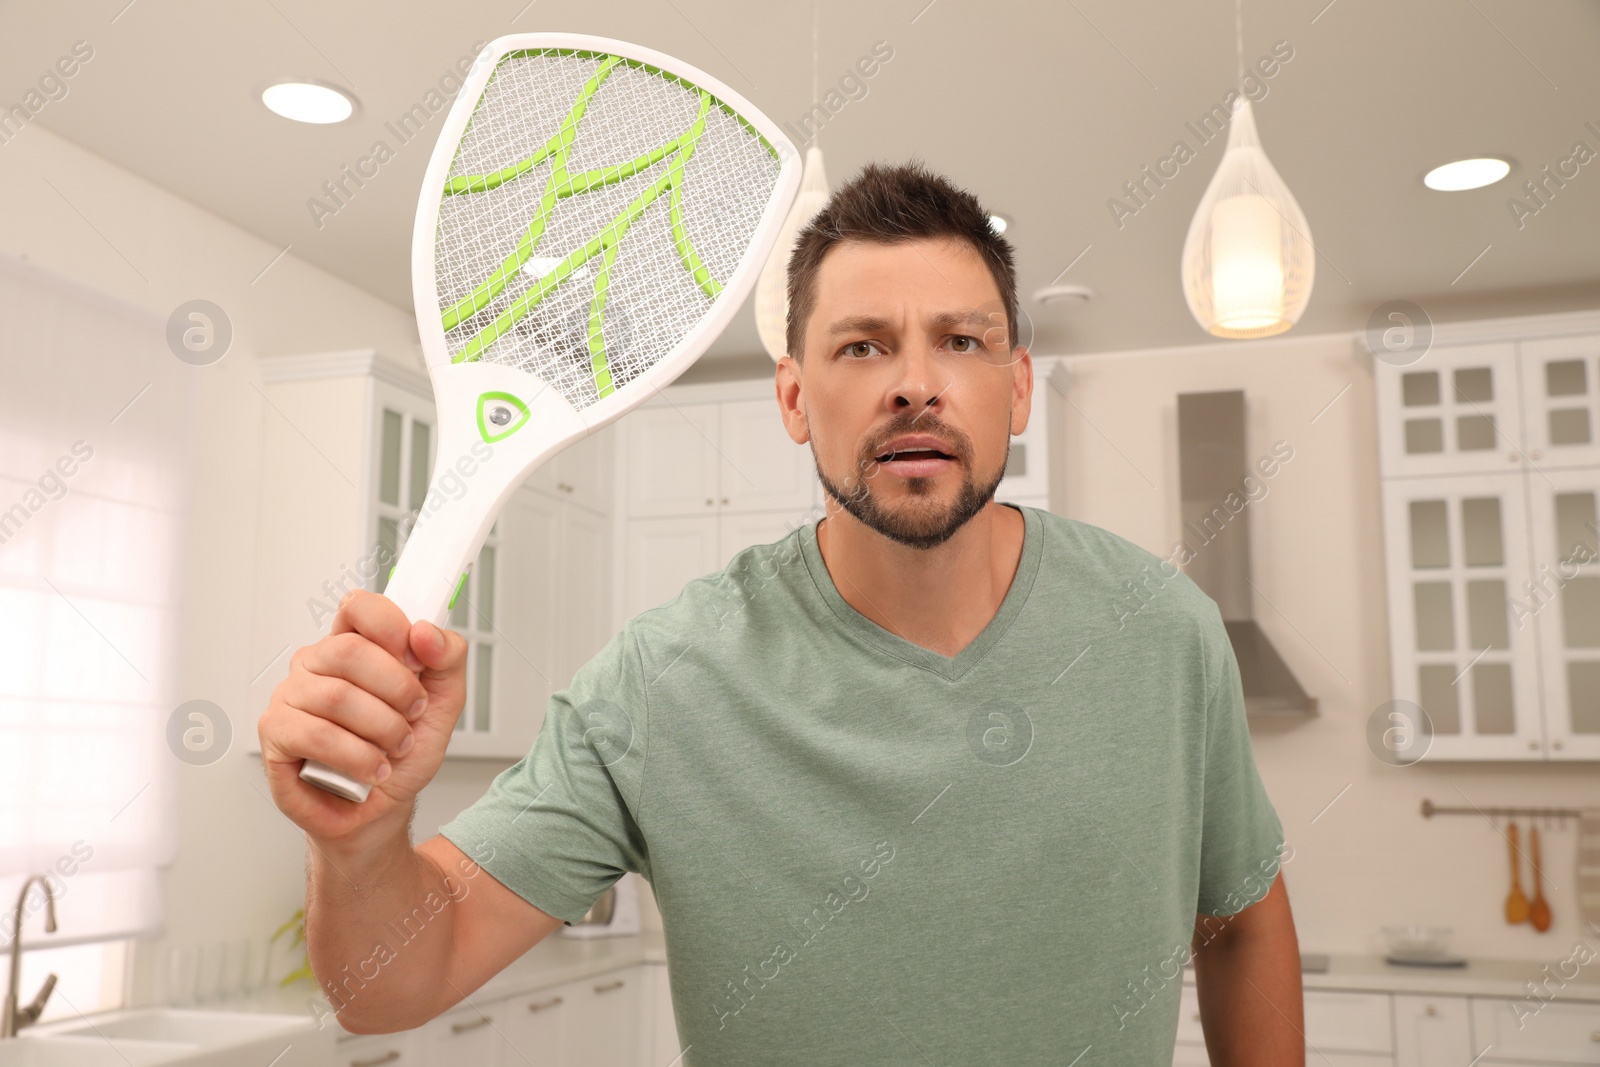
[1177,390,1317,716]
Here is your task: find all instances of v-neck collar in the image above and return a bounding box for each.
[798,503,1043,682]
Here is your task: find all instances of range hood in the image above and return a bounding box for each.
[1177,390,1317,716]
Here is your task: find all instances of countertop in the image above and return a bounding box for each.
[217,930,666,1037]
[1188,951,1600,1002]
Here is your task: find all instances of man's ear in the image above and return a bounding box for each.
[775,355,810,445]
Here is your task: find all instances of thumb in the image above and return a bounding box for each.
[410,619,466,677]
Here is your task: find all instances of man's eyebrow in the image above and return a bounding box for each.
[826,310,996,336]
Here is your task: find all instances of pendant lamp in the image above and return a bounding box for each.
[754,144,830,362]
[756,5,832,363]
[1180,0,1314,339]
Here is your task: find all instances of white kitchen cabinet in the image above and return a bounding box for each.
[562,968,642,1067]
[624,515,721,619]
[1375,324,1600,761]
[493,985,566,1066]
[1375,342,1523,478]
[419,1001,500,1064]
[1518,334,1600,469]
[1470,995,1600,1064]
[1393,994,1472,1066]
[524,419,614,516]
[1172,983,1396,1066]
[1379,473,1546,759]
[639,962,683,1067]
[1524,467,1600,758]
[623,398,813,519]
[336,1032,420,1067]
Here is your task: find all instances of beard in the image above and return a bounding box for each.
[812,416,1008,550]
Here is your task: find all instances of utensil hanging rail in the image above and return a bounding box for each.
[1420,799,1584,826]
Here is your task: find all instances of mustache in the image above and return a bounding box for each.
[863,418,971,464]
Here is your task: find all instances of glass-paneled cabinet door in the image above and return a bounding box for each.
[1518,334,1600,470]
[1524,468,1600,759]
[1380,473,1545,759]
[1375,343,1524,477]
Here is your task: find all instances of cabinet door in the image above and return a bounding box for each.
[642,963,684,1067]
[336,1033,419,1067]
[1376,343,1523,477]
[558,503,613,687]
[1381,474,1545,759]
[420,1002,501,1065]
[717,509,814,572]
[716,398,816,513]
[552,424,615,517]
[1470,995,1600,1063]
[494,987,566,1067]
[624,516,720,619]
[561,968,641,1067]
[626,404,720,518]
[1519,334,1600,469]
[1392,994,1471,1067]
[1303,990,1394,1055]
[1525,468,1600,759]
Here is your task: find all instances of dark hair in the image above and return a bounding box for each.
[784,160,1019,361]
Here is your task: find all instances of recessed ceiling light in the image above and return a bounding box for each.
[1423,157,1511,192]
[261,81,356,124]
[1033,283,1094,306]
[988,213,1011,235]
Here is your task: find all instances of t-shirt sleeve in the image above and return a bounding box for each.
[1193,607,1286,917]
[437,623,650,925]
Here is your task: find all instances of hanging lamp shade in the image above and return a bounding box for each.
[1180,96,1313,339]
[754,145,830,361]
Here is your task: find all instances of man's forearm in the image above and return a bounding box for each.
[306,828,462,1034]
[1191,926,1305,1065]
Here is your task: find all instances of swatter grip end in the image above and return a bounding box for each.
[300,759,373,803]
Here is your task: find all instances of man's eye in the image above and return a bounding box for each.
[949,335,983,353]
[843,341,880,358]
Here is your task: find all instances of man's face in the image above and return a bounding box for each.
[775,236,1033,550]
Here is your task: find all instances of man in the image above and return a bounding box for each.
[260,161,1304,1065]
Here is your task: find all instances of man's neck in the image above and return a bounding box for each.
[813,498,1026,659]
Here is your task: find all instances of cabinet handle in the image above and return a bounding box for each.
[1590,1031,1600,1042]
[1532,449,1543,460]
[526,995,564,1013]
[1530,741,1539,750]
[1191,1011,1201,1020]
[450,1015,492,1034]
[1508,453,1518,462]
[1425,1004,1437,1016]
[594,979,626,994]
[705,498,713,506]
[1554,740,1564,751]
[557,482,573,492]
[720,497,729,505]
[351,1052,401,1067]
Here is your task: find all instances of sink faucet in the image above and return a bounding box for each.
[2,875,60,1038]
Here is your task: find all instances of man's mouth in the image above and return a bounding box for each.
[874,445,958,476]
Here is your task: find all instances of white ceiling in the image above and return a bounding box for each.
[4,0,1598,366]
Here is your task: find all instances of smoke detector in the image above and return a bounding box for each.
[1033,283,1094,307]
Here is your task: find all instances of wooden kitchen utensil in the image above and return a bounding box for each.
[1529,825,1552,932]
[1505,821,1530,925]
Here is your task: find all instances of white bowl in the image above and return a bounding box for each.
[1382,924,1453,958]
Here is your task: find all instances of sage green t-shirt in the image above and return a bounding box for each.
[439,503,1285,1065]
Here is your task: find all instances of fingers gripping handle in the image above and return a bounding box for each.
[298,428,522,804]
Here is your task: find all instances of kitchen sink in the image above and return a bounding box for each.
[19,1008,334,1066]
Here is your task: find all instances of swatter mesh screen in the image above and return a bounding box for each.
[434,50,781,410]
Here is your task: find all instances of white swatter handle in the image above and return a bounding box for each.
[299,377,575,803]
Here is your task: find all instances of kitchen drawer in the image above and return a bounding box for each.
[336,1032,419,1067]
[419,1001,500,1065]
[1305,990,1394,1054]
[1471,995,1600,1063]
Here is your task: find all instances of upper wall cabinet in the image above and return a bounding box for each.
[1375,321,1600,761]
[1375,343,1524,477]
[1518,334,1600,468]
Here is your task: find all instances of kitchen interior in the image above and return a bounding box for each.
[1,1,1598,1065]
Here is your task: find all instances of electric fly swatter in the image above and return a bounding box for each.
[300,34,801,801]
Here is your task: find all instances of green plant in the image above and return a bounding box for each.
[270,907,313,988]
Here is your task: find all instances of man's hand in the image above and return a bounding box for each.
[259,589,469,846]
